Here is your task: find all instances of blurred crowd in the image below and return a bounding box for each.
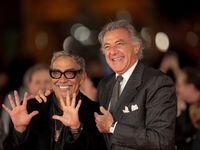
[159,53,200,150]
[0,51,200,150]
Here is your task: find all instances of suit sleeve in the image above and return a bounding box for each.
[111,74,177,149]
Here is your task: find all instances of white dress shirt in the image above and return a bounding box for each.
[109,60,138,134]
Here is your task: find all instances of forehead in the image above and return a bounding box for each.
[52,56,78,70]
[31,70,50,81]
[103,28,131,43]
[32,69,48,76]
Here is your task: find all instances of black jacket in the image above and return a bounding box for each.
[3,92,106,150]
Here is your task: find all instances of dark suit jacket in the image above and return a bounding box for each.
[97,60,177,150]
[3,92,106,150]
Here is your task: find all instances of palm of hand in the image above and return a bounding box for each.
[52,92,82,129]
[2,91,39,132]
[10,105,31,128]
[61,105,79,127]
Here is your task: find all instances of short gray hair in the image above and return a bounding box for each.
[50,50,85,72]
[98,20,144,59]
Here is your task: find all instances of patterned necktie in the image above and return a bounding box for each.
[109,76,123,113]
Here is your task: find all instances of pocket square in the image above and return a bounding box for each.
[122,106,130,113]
[131,104,139,111]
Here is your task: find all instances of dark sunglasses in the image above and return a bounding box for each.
[49,69,82,79]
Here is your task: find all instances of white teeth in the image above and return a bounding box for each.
[113,57,123,61]
[59,85,70,89]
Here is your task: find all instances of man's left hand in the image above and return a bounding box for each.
[52,91,81,129]
[94,106,114,133]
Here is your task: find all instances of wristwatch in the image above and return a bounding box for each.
[109,121,116,134]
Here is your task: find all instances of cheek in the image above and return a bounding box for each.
[47,83,52,89]
[52,80,57,89]
[72,79,82,93]
[52,79,57,84]
[74,80,81,89]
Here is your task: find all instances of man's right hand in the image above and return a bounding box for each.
[2,90,39,133]
[28,89,52,103]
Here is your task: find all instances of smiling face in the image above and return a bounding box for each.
[103,28,140,75]
[51,56,86,101]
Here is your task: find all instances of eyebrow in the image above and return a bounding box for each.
[103,43,110,47]
[104,39,125,46]
[115,39,125,44]
[52,68,77,71]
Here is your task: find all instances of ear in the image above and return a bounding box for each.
[134,42,140,54]
[80,71,87,86]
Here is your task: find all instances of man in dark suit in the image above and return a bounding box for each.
[94,20,177,150]
[2,50,106,150]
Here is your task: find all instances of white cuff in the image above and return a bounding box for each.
[109,122,118,134]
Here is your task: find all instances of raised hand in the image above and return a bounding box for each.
[94,106,114,133]
[52,91,82,129]
[2,90,39,133]
[28,89,52,103]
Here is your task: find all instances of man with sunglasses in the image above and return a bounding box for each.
[2,50,106,150]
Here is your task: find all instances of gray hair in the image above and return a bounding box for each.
[98,20,144,59]
[50,50,85,72]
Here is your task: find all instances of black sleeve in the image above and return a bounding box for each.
[13,128,27,144]
[63,96,107,150]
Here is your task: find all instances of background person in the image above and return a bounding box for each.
[28,64,52,96]
[1,64,51,135]
[173,67,198,150]
[182,66,200,150]
[1,66,32,135]
[159,54,197,150]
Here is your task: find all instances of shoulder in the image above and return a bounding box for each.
[137,60,164,77]
[100,72,115,83]
[97,72,115,88]
[26,93,53,113]
[80,92,99,107]
[79,92,100,113]
[139,61,174,84]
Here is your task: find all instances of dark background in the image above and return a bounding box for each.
[0,0,200,104]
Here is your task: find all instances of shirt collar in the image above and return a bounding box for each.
[116,60,138,82]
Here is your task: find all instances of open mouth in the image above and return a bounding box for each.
[57,85,71,89]
[112,57,123,61]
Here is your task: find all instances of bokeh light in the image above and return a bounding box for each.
[155,32,169,52]
[186,31,198,47]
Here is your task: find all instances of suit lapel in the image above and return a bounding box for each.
[98,75,116,149]
[113,61,144,121]
[101,74,116,110]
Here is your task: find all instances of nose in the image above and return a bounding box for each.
[59,74,68,81]
[40,83,45,89]
[110,45,118,55]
